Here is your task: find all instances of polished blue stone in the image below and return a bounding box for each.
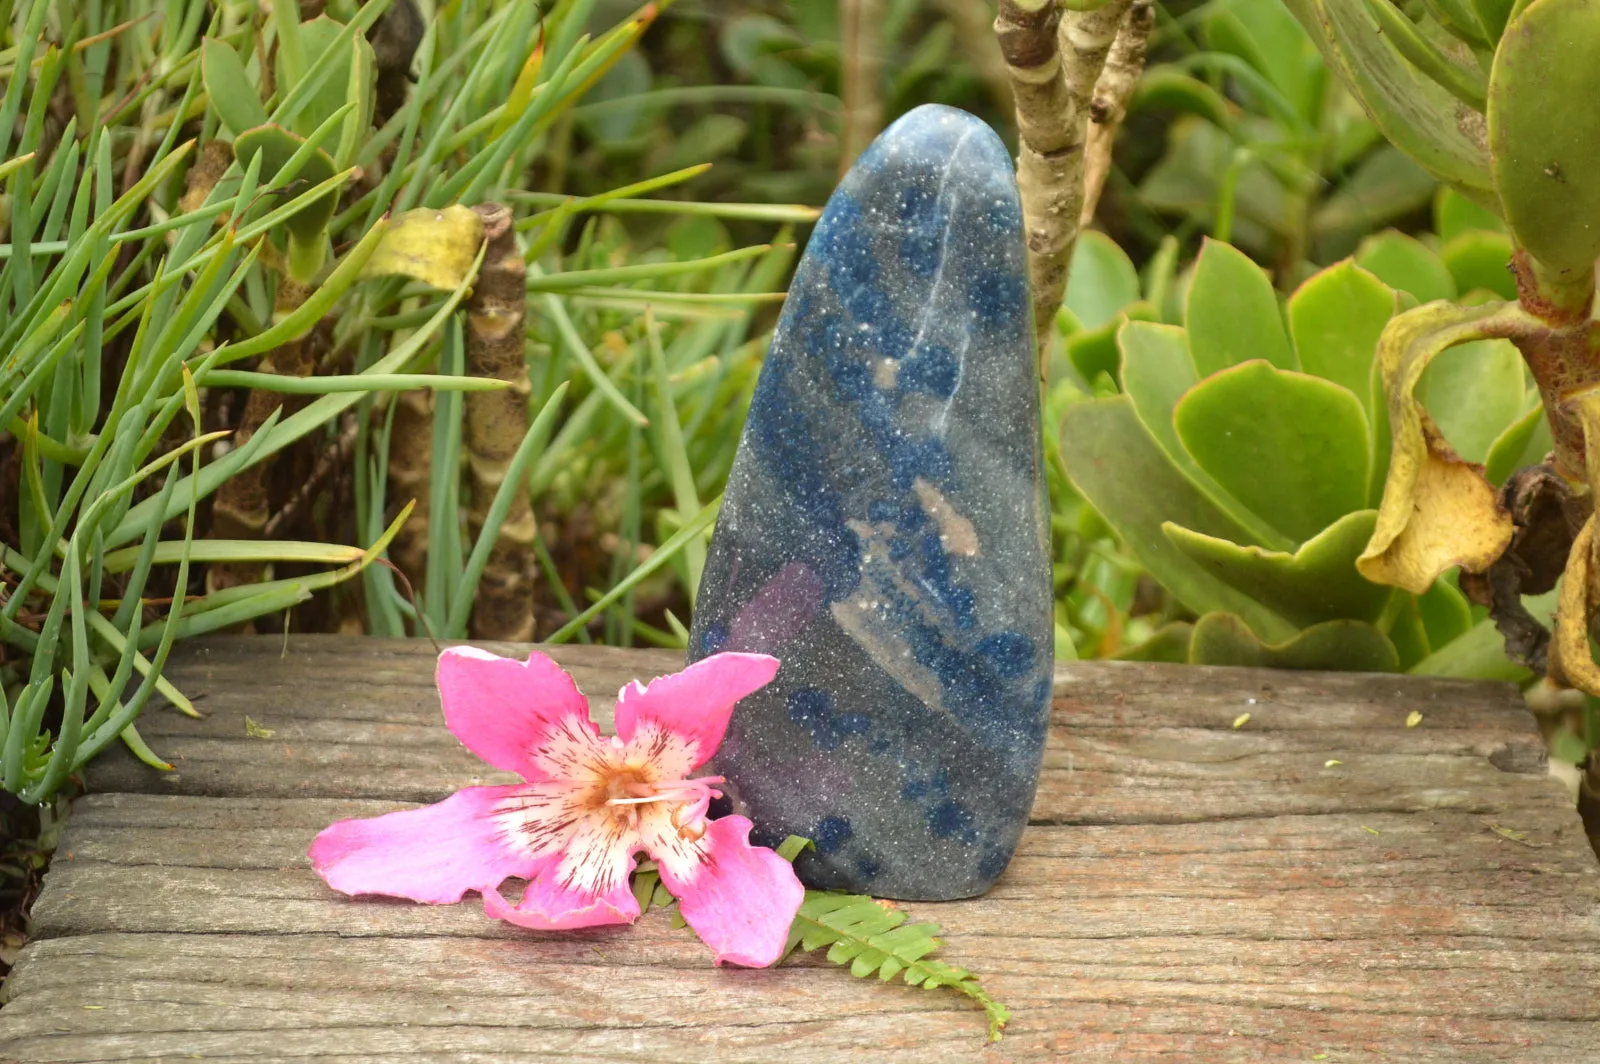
[690,104,1052,901]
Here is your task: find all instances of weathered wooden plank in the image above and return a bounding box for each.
[2,635,1597,1062]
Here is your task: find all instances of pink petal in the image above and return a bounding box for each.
[657,815,804,967]
[437,646,595,780]
[309,785,545,904]
[613,653,780,766]
[484,865,641,930]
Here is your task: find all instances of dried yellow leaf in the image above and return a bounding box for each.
[244,716,276,739]
[1405,711,1423,728]
[1232,712,1250,728]
[358,204,485,290]
[1359,303,1522,594]
[1324,759,1342,767]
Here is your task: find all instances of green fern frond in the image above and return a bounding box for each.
[786,890,1012,1042]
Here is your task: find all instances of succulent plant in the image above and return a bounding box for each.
[1277,0,1600,702]
[1059,232,1546,674]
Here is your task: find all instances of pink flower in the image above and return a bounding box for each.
[309,647,803,967]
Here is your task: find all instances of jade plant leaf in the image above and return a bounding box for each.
[1132,68,1235,130]
[1173,360,1370,544]
[1309,146,1438,260]
[1189,612,1400,671]
[1483,402,1549,485]
[1433,187,1504,241]
[1112,621,1195,663]
[1060,396,1297,642]
[201,38,269,138]
[1487,0,1600,281]
[1439,230,1516,300]
[1354,232,1457,304]
[1417,338,1524,464]
[1202,0,1325,123]
[1118,321,1290,550]
[233,124,340,243]
[1287,259,1395,417]
[1282,0,1496,206]
[1065,231,1142,331]
[1066,301,1159,389]
[1416,575,1473,650]
[277,15,376,142]
[1185,238,1296,377]
[1162,510,1390,627]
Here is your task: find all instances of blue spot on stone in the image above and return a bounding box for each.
[699,623,728,655]
[899,185,947,278]
[983,197,1021,235]
[971,268,1025,327]
[977,631,1036,679]
[788,687,870,751]
[978,848,1010,881]
[927,799,976,843]
[813,816,853,854]
[856,856,881,879]
[900,343,959,398]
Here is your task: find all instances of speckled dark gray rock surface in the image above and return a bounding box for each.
[689,104,1052,901]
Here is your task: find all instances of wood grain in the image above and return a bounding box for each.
[2,635,1598,1062]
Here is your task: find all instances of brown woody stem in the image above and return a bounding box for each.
[463,204,536,641]
[995,0,1131,364]
[1079,0,1154,227]
[1509,250,1599,482]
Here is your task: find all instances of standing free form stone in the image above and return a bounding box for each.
[689,104,1052,901]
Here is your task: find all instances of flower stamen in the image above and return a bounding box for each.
[606,774,724,840]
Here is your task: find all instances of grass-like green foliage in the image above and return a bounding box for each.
[0,0,814,801]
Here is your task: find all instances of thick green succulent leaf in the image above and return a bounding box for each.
[276,15,376,142]
[1417,337,1524,464]
[1189,612,1400,671]
[1386,600,1431,669]
[1163,510,1390,627]
[1408,588,1553,680]
[1185,239,1296,377]
[1416,575,1473,650]
[1482,402,1549,485]
[1434,187,1504,240]
[1421,0,1497,42]
[1487,0,1600,280]
[1468,0,1516,38]
[1287,259,1396,419]
[1066,231,1142,330]
[1060,396,1297,641]
[1439,230,1516,300]
[202,38,269,138]
[1358,0,1487,110]
[1310,146,1438,260]
[1173,360,1370,544]
[1113,622,1195,663]
[1132,68,1235,130]
[1066,302,1159,389]
[1354,232,1457,304]
[1202,0,1326,123]
[1281,0,1496,205]
[233,124,339,242]
[1140,119,1289,259]
[1119,321,1291,550]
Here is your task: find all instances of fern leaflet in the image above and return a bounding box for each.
[784,889,1012,1041]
